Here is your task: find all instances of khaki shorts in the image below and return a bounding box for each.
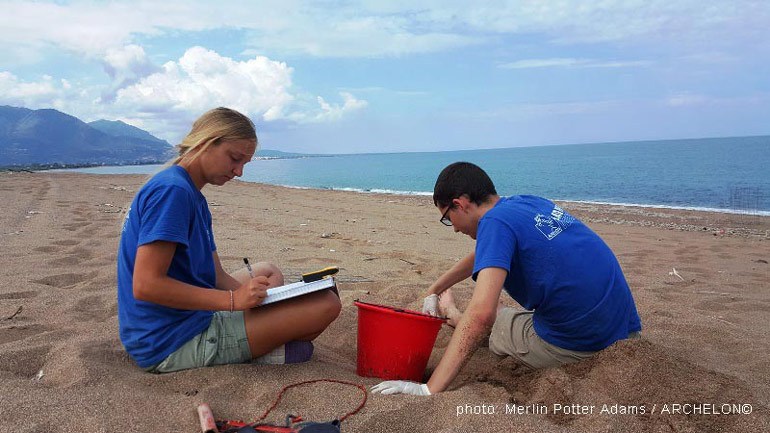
[145,311,252,374]
[489,308,599,369]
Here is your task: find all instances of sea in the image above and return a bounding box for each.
[64,135,770,215]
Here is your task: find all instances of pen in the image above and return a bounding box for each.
[243,257,254,278]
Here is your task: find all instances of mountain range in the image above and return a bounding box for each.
[0,106,175,169]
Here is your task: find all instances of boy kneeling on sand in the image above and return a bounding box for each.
[372,162,641,395]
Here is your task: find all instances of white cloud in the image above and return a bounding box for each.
[2,45,368,143]
[288,92,369,123]
[243,14,481,58]
[0,2,142,56]
[0,72,122,129]
[101,44,162,102]
[452,0,767,46]
[0,72,69,106]
[114,47,295,120]
[499,58,652,69]
[104,47,366,140]
[104,45,158,81]
[2,1,765,60]
[0,1,483,59]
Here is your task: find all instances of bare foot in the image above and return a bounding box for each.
[438,289,463,327]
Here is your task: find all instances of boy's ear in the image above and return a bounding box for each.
[454,195,472,210]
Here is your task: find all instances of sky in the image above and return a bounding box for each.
[0,0,768,154]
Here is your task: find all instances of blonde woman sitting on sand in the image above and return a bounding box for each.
[117,107,341,373]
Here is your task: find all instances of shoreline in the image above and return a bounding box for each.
[18,167,770,218]
[272,182,770,218]
[52,172,770,238]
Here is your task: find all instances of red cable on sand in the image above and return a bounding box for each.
[254,379,368,424]
[214,379,368,431]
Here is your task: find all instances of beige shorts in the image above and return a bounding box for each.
[144,311,252,374]
[489,308,599,369]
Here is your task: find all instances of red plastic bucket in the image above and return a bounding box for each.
[354,300,445,381]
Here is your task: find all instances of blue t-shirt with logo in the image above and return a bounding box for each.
[473,195,641,352]
[117,165,217,368]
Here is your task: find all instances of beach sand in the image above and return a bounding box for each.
[1,171,768,433]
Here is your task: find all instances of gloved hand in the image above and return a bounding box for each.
[371,380,431,396]
[422,294,439,316]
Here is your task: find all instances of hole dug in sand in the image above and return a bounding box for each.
[469,339,765,432]
[0,344,50,379]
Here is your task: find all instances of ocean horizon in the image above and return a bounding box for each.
[60,135,770,216]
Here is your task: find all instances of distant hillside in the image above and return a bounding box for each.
[0,106,174,169]
[88,119,167,144]
[255,149,307,159]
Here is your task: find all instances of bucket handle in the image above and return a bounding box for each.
[354,299,448,321]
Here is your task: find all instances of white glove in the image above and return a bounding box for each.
[371,380,431,396]
[422,294,439,316]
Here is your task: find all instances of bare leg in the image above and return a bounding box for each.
[231,261,284,287]
[232,262,341,358]
[243,290,341,357]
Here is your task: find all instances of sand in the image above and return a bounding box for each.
[0,171,768,433]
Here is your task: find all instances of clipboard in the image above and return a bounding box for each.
[262,277,337,305]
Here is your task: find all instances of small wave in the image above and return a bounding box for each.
[274,184,432,196]
[274,184,769,215]
[561,199,770,217]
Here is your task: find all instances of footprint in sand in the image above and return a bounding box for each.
[33,245,62,253]
[287,257,341,267]
[0,324,54,345]
[68,245,96,258]
[81,274,116,293]
[731,299,770,313]
[0,345,51,379]
[68,295,117,322]
[693,299,730,313]
[0,290,38,300]
[80,341,135,375]
[61,222,94,232]
[36,243,96,267]
[48,255,84,267]
[651,309,674,318]
[31,271,97,289]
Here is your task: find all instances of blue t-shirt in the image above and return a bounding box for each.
[117,165,217,368]
[473,195,641,352]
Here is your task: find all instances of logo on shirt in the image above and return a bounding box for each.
[534,205,575,240]
[121,206,131,233]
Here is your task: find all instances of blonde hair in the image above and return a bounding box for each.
[171,107,257,165]
[116,108,257,233]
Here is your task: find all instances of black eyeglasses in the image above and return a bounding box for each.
[440,205,454,226]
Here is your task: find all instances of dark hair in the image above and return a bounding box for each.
[433,162,497,208]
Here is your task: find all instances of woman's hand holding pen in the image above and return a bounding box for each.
[233,276,269,310]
